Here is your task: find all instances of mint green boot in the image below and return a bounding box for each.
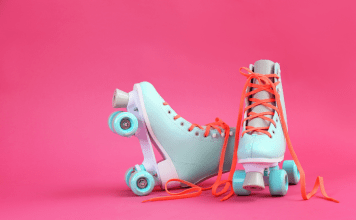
[109,82,236,196]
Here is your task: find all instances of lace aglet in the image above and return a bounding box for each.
[142,199,152,203]
[327,198,340,203]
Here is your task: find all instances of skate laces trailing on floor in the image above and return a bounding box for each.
[236,67,339,203]
[142,103,236,202]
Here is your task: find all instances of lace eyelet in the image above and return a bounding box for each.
[272,130,275,134]
[180,122,184,126]
[168,110,171,114]
[195,132,199,136]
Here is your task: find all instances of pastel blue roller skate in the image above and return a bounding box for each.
[109,82,237,196]
[232,60,300,197]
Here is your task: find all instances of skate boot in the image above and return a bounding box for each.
[108,82,237,199]
[232,60,338,202]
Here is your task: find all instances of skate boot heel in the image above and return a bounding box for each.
[243,172,265,191]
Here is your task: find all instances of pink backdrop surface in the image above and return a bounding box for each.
[0,1,355,219]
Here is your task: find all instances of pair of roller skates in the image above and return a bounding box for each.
[108,59,337,203]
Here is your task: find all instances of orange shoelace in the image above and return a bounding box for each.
[144,68,339,203]
[142,102,236,202]
[236,67,339,203]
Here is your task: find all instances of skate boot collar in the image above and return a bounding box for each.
[253,60,275,75]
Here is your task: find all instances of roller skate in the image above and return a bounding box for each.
[108,82,236,198]
[232,60,338,202]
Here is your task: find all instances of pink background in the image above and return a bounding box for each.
[0,0,355,219]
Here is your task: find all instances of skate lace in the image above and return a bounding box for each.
[142,102,235,202]
[236,67,339,203]
[242,68,280,137]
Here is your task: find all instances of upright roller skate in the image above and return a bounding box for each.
[108,82,236,197]
[231,60,299,196]
[232,60,338,203]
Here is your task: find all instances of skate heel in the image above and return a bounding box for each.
[243,172,265,191]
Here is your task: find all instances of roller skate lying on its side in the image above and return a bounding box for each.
[108,82,237,197]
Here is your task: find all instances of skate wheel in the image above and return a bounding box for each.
[282,160,300,185]
[124,167,135,188]
[113,112,138,137]
[264,165,280,186]
[269,169,288,196]
[232,170,251,196]
[108,111,122,132]
[129,170,155,196]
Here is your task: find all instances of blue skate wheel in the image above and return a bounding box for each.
[129,170,155,196]
[125,167,135,188]
[269,169,288,196]
[108,111,122,132]
[232,170,251,196]
[282,160,300,185]
[265,165,280,186]
[113,112,138,137]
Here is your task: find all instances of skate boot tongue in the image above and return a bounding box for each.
[248,60,276,135]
